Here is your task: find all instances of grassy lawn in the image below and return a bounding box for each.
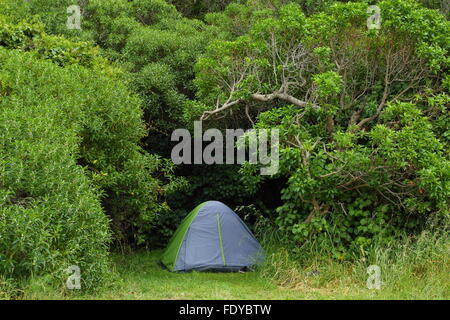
[20,249,449,300]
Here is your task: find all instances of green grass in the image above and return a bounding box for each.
[2,228,448,300]
[22,250,304,300]
[17,240,449,300]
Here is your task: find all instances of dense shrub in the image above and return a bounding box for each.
[168,0,234,18]
[2,11,186,244]
[194,0,450,256]
[0,15,109,70]
[16,0,217,150]
[0,16,184,288]
[0,1,222,248]
[1,0,447,262]
[0,49,110,290]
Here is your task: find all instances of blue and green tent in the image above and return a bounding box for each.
[161,201,264,272]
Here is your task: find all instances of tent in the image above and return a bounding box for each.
[161,201,264,272]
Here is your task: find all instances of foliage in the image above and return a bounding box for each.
[0,49,111,290]
[0,0,448,294]
[194,0,450,255]
[169,0,235,18]
[0,12,184,289]
[0,14,112,71]
[12,232,450,299]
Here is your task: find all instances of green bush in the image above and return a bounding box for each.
[0,14,110,70]
[195,0,450,256]
[0,49,111,290]
[0,34,181,287]
[168,0,234,18]
[2,0,447,259]
[1,10,187,244]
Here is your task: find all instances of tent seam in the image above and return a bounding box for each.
[216,214,227,266]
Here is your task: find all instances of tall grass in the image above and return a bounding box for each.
[2,216,448,300]
[257,220,450,299]
[0,276,22,300]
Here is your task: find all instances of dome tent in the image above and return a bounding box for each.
[161,201,264,272]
